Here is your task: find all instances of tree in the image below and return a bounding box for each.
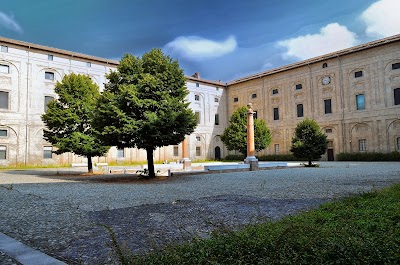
[220,106,272,156]
[93,49,197,178]
[290,118,328,166]
[41,73,109,173]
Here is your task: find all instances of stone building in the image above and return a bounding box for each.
[0,34,399,166]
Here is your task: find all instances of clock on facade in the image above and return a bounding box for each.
[322,76,331,85]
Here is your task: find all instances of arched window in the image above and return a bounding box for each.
[322,63,328,68]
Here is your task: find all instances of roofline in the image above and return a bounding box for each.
[185,75,227,87]
[227,34,400,86]
[0,36,119,66]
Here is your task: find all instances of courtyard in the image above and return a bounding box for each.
[0,162,400,264]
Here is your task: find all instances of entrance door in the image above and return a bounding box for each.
[215,146,221,160]
[327,148,334,161]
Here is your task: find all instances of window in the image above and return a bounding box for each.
[1,45,8,52]
[0,129,7,137]
[358,139,367,151]
[173,146,179,156]
[356,94,365,110]
[233,97,238,102]
[196,83,199,87]
[295,84,302,90]
[322,63,328,68]
[274,144,280,155]
[44,96,54,112]
[325,129,333,133]
[0,146,6,159]
[117,148,124,158]
[397,137,400,151]
[273,107,279,120]
[297,104,304,117]
[196,146,201,156]
[43,146,53,159]
[0,91,9,109]
[252,93,257,98]
[272,89,278,95]
[324,99,332,114]
[45,71,54,80]
[48,55,53,61]
[394,88,400,105]
[0,64,10,74]
[253,111,258,119]
[355,71,363,78]
[195,112,200,124]
[215,114,219,125]
[214,97,219,103]
[196,136,201,141]
[194,95,200,101]
[86,62,91,68]
[392,63,400,70]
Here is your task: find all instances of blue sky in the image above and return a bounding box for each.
[1,0,399,82]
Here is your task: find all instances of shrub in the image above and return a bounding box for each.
[223,154,245,161]
[257,154,308,161]
[336,152,400,161]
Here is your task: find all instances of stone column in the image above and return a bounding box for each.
[182,136,191,171]
[244,103,258,170]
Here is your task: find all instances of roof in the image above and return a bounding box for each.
[186,75,227,87]
[227,33,400,85]
[0,36,119,66]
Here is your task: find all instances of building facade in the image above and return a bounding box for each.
[0,34,399,166]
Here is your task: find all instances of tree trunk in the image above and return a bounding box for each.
[308,156,312,166]
[88,156,93,173]
[146,147,156,178]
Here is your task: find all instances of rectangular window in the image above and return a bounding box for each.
[272,89,278,95]
[214,97,219,103]
[295,84,302,90]
[233,97,238,102]
[86,62,91,68]
[196,146,201,156]
[44,96,54,112]
[297,104,304,117]
[196,83,199,87]
[356,94,365,110]
[0,91,9,109]
[117,148,124,158]
[173,146,179,156]
[0,129,7,137]
[195,112,200,124]
[355,71,363,78]
[0,145,6,159]
[274,144,280,155]
[253,111,258,119]
[324,99,332,114]
[48,55,53,61]
[0,64,10,74]
[358,139,367,151]
[392,63,400,70]
[273,107,279,120]
[196,136,201,141]
[194,95,200,101]
[394,88,400,105]
[397,137,400,151]
[325,129,333,133]
[1,45,8,53]
[215,114,219,125]
[252,93,257,98]
[45,72,54,80]
[43,146,53,159]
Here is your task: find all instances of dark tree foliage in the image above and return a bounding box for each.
[290,118,328,166]
[220,106,272,156]
[41,73,109,172]
[93,49,197,178]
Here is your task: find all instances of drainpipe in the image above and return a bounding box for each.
[24,47,30,165]
[338,55,346,153]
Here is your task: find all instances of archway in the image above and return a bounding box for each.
[215,146,221,160]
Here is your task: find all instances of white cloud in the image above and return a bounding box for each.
[0,12,22,33]
[278,23,358,60]
[361,0,400,38]
[164,35,237,60]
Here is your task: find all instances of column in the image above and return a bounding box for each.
[245,103,258,170]
[182,136,191,171]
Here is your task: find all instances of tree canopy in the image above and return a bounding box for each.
[93,49,197,178]
[41,73,109,172]
[290,118,328,166]
[220,106,272,156]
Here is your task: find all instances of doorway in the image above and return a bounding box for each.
[215,146,221,160]
[327,148,334,161]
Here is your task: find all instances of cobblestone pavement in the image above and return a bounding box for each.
[0,162,399,264]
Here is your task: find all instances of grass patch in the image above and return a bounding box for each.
[0,163,70,170]
[127,183,400,264]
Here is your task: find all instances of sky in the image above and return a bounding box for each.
[1,0,400,82]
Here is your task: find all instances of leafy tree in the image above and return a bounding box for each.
[41,73,109,173]
[93,49,197,178]
[220,106,272,156]
[290,118,328,166]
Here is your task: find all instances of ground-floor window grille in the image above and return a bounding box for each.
[173,146,179,156]
[358,139,367,151]
[397,137,400,151]
[0,145,6,159]
[196,146,201,156]
[274,144,280,155]
[43,146,53,159]
[117,148,124,158]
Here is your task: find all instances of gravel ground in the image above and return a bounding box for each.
[0,162,399,264]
